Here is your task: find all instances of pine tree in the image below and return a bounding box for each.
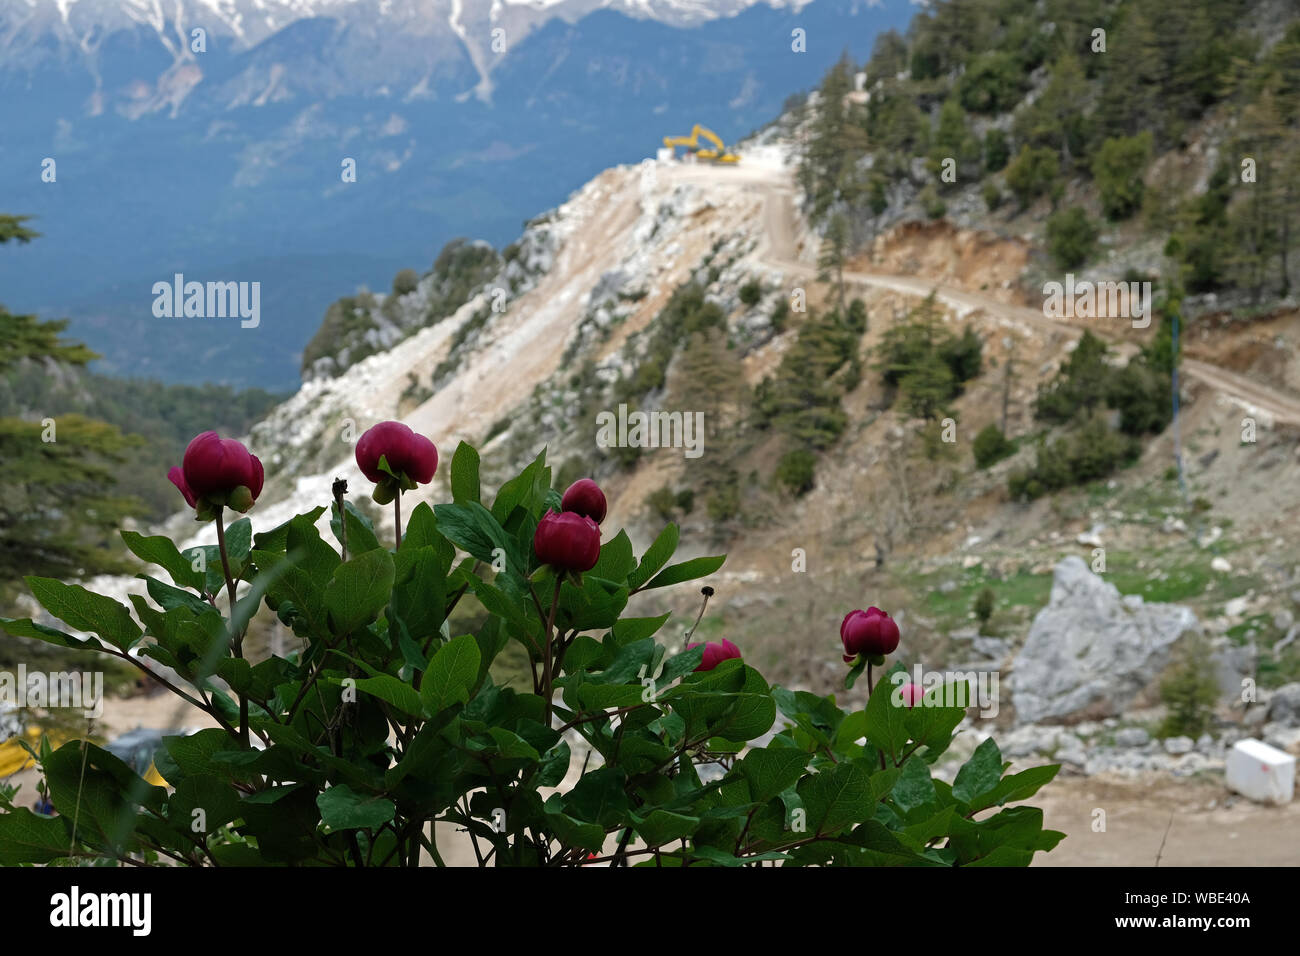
[0,215,145,583]
[801,54,870,225]
[1014,53,1090,168]
[818,213,850,316]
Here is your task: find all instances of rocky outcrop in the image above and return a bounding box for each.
[1010,557,1200,725]
[1269,683,1300,726]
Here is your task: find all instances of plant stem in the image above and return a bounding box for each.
[332,478,349,562]
[542,575,563,725]
[683,588,712,644]
[214,508,250,748]
[393,491,402,551]
[213,508,238,618]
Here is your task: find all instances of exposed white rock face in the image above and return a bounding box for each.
[1009,556,1200,725]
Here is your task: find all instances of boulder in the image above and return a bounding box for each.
[1114,727,1150,748]
[1210,638,1255,700]
[1010,557,1199,724]
[1267,683,1300,726]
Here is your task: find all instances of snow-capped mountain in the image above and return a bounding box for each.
[0,0,906,388]
[4,0,812,102]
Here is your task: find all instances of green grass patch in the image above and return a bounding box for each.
[916,565,1053,630]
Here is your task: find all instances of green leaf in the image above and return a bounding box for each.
[252,550,329,639]
[892,756,938,816]
[0,807,73,864]
[222,517,253,575]
[391,546,449,646]
[433,502,524,579]
[401,502,439,550]
[331,500,382,555]
[629,809,700,846]
[484,727,540,760]
[542,795,606,852]
[470,578,530,634]
[566,767,628,827]
[157,729,237,783]
[25,577,142,652]
[835,709,868,747]
[167,775,242,834]
[657,644,705,685]
[537,741,571,787]
[44,740,164,852]
[610,613,671,647]
[797,761,872,837]
[317,784,396,831]
[639,554,725,592]
[491,449,548,522]
[450,440,481,504]
[975,764,1060,812]
[901,681,968,758]
[952,737,1004,806]
[691,846,789,867]
[252,506,327,552]
[324,548,395,636]
[0,616,99,652]
[863,668,910,763]
[141,575,212,616]
[627,523,679,591]
[420,634,481,714]
[120,530,206,592]
[285,514,343,584]
[737,747,809,804]
[342,674,424,718]
[574,683,648,710]
[589,531,635,583]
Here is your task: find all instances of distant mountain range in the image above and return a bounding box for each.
[0,0,906,387]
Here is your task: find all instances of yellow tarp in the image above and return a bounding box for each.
[0,728,62,777]
[0,730,167,786]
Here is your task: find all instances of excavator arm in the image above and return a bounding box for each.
[662,124,740,163]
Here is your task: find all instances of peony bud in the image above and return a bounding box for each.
[533,511,601,572]
[355,420,438,503]
[840,607,900,659]
[560,478,607,524]
[900,682,924,708]
[688,639,741,672]
[168,431,264,516]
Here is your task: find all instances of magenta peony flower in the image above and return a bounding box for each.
[168,431,263,514]
[688,639,742,672]
[840,607,901,659]
[355,421,438,485]
[533,511,601,572]
[560,478,607,525]
[899,682,924,708]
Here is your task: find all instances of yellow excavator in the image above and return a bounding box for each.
[662,124,740,164]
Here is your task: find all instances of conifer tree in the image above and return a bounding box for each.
[0,216,144,583]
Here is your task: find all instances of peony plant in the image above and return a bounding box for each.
[0,434,1062,866]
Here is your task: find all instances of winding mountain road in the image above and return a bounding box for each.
[671,158,1300,426]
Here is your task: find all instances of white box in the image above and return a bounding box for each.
[1225,738,1296,805]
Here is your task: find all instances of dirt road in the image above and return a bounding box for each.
[668,160,1300,426]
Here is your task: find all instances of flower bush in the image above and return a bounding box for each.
[0,436,1062,866]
